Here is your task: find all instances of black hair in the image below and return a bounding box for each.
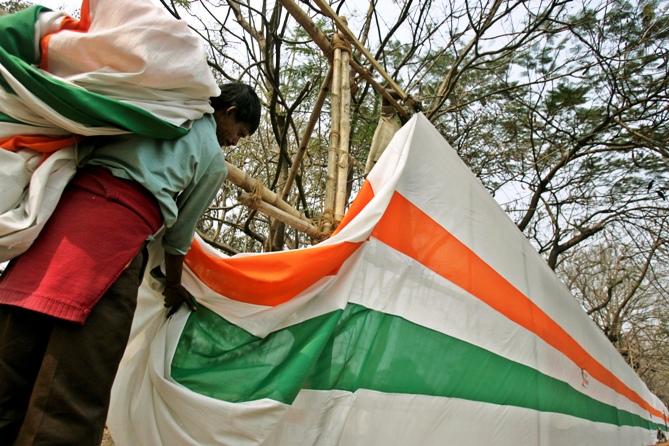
[210,83,262,134]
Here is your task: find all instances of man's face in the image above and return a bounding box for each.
[214,106,251,147]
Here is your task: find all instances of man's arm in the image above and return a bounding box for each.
[161,146,226,316]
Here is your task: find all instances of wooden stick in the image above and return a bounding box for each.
[312,0,408,103]
[334,44,351,224]
[323,46,342,233]
[238,192,323,239]
[278,0,411,119]
[279,0,332,58]
[225,161,301,218]
[349,60,412,119]
[280,66,332,201]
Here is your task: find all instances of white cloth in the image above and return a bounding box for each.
[0,148,75,261]
[0,0,219,261]
[108,114,667,446]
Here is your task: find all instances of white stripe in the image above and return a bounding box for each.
[0,87,68,129]
[262,389,657,446]
[181,236,654,424]
[33,11,66,58]
[379,113,663,415]
[0,122,70,138]
[65,74,214,126]
[0,148,75,261]
[181,237,363,338]
[45,0,219,116]
[348,238,656,424]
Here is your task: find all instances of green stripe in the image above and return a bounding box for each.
[0,5,47,64]
[0,111,21,124]
[0,42,187,139]
[173,306,341,404]
[172,303,665,431]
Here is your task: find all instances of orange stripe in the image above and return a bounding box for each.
[40,0,92,71]
[0,135,80,152]
[184,181,377,306]
[371,192,666,422]
[332,180,374,236]
[185,240,361,307]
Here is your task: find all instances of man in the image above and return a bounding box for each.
[0,82,261,445]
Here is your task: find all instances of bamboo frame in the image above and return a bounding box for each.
[238,192,323,239]
[226,163,324,243]
[221,1,421,243]
[323,45,343,233]
[334,44,352,224]
[278,0,412,120]
[225,161,302,218]
[311,0,408,103]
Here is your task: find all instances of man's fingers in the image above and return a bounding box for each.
[166,303,181,317]
[185,294,198,312]
[163,285,196,317]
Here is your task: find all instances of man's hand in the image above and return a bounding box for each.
[161,252,198,318]
[163,282,197,317]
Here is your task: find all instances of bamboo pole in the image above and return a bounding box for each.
[238,192,323,240]
[225,161,302,218]
[334,36,352,224]
[280,66,332,201]
[323,44,343,233]
[311,0,408,103]
[278,0,412,120]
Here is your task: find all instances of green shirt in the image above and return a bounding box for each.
[77,114,226,255]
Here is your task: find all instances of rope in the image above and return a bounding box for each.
[250,178,264,204]
[331,32,351,52]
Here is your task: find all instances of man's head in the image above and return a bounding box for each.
[211,83,261,147]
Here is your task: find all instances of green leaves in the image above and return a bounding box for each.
[545,84,589,115]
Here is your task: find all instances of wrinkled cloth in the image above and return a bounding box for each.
[0,148,76,262]
[0,0,218,262]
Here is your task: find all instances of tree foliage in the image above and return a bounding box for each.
[0,0,31,15]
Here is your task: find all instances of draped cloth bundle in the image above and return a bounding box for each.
[0,0,218,261]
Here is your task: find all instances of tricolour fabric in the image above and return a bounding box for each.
[0,0,218,260]
[109,113,668,445]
